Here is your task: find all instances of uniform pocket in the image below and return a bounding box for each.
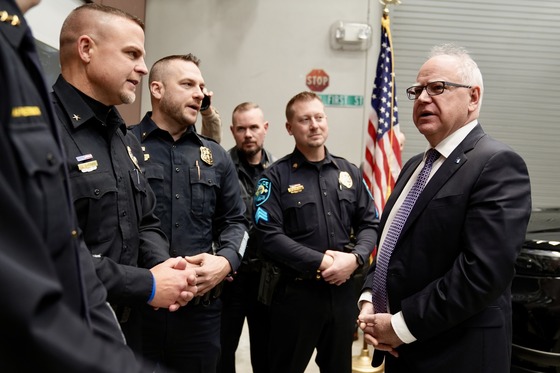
[9,120,66,245]
[282,194,318,238]
[189,167,218,217]
[336,187,356,226]
[10,121,62,177]
[70,171,118,244]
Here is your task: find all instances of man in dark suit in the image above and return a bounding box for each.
[358,44,532,373]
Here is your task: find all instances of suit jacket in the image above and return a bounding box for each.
[364,124,531,373]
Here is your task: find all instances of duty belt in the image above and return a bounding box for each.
[192,281,224,306]
[293,270,323,281]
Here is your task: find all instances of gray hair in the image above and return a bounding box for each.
[429,43,484,103]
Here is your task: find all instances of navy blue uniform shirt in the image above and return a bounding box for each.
[51,76,169,305]
[254,147,379,276]
[131,112,248,271]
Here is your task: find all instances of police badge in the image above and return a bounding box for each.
[127,146,141,170]
[338,171,353,189]
[200,146,213,165]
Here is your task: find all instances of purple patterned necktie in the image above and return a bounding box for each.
[372,148,440,313]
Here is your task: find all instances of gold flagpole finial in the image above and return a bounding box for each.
[379,0,401,16]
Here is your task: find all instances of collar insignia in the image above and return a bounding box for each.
[0,11,20,26]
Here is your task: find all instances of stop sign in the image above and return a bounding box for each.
[306,69,329,92]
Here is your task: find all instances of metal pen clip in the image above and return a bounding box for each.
[195,160,201,180]
[134,169,140,185]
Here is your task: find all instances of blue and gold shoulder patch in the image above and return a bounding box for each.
[254,178,271,207]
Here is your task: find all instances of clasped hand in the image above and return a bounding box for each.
[185,253,231,295]
[320,250,358,286]
[149,257,198,312]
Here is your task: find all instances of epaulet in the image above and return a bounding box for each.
[198,133,219,145]
[0,10,20,26]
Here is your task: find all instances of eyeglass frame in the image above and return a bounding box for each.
[406,81,472,100]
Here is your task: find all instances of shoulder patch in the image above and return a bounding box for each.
[254,178,272,206]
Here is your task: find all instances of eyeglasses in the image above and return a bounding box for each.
[296,114,327,125]
[406,81,472,100]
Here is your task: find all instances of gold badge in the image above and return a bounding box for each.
[338,171,353,189]
[287,184,304,194]
[200,146,213,165]
[127,146,141,170]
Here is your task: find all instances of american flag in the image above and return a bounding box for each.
[363,15,402,216]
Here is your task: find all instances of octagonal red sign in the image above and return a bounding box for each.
[306,69,329,92]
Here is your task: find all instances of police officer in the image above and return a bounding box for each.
[253,91,379,373]
[218,102,275,373]
[0,0,166,370]
[130,54,248,373]
[51,3,197,352]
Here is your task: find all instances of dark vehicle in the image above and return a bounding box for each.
[512,208,560,373]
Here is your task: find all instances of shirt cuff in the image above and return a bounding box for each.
[391,311,416,344]
[147,273,156,303]
[357,289,373,310]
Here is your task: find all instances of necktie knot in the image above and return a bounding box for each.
[424,148,440,167]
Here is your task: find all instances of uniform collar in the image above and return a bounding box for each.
[290,147,338,171]
[137,111,203,145]
[52,75,127,135]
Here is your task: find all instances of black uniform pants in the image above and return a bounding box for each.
[267,278,357,373]
[218,270,269,373]
[141,298,222,373]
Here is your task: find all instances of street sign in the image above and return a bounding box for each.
[306,69,330,92]
[318,94,363,107]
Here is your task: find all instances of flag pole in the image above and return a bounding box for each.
[380,0,401,15]
[381,2,399,198]
[361,0,402,215]
[354,2,401,371]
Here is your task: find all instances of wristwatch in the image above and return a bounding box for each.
[353,252,364,266]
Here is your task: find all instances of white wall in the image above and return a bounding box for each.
[143,0,382,166]
[24,0,559,206]
[26,0,82,49]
